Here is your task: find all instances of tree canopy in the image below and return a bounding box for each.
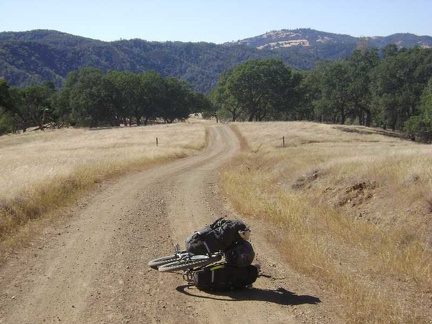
[1,68,209,133]
[211,58,300,121]
[208,47,432,142]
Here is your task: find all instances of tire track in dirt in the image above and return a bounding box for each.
[0,125,331,324]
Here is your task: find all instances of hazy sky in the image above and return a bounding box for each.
[1,0,431,43]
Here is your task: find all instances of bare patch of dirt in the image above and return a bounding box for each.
[335,180,378,208]
[292,169,320,190]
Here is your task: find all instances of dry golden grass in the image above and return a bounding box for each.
[0,121,209,253]
[221,121,432,323]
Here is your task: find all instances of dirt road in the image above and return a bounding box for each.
[0,125,334,324]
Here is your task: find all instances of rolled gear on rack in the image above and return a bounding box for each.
[185,218,249,255]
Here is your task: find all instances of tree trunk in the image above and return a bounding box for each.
[40,108,48,130]
[365,109,372,127]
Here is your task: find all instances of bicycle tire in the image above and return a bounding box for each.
[158,254,222,272]
[148,255,180,269]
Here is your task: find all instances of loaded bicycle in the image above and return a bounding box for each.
[148,218,259,291]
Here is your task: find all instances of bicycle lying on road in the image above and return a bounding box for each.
[148,243,259,291]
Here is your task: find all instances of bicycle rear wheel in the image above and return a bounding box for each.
[158,254,222,272]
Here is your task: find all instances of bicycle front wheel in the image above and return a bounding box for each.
[158,254,222,272]
[148,254,180,269]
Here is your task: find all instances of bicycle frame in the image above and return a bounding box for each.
[148,244,223,272]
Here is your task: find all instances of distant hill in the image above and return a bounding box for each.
[1,28,431,93]
[226,28,432,50]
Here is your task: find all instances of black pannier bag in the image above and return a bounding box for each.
[186,218,248,255]
[224,240,255,267]
[193,264,259,291]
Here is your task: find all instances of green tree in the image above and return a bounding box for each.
[6,82,55,132]
[52,86,73,126]
[52,70,79,125]
[420,78,432,122]
[277,71,306,120]
[298,66,326,122]
[105,71,139,126]
[0,80,13,134]
[188,92,213,118]
[209,69,244,122]
[382,44,399,59]
[0,108,13,135]
[317,60,352,124]
[404,78,432,141]
[347,48,380,126]
[371,47,432,130]
[65,67,116,127]
[0,79,12,109]
[220,58,295,121]
[158,77,192,123]
[138,71,165,125]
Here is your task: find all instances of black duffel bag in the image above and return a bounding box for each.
[193,263,259,291]
[186,218,249,255]
[185,224,223,255]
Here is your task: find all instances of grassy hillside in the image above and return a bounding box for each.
[221,122,432,323]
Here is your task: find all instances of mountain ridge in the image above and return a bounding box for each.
[226,28,432,50]
[2,28,430,47]
[1,28,431,92]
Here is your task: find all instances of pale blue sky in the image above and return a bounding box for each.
[1,0,431,43]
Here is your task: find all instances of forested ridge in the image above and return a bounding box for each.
[2,29,432,92]
[0,30,290,92]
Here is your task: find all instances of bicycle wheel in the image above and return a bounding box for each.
[148,254,180,269]
[158,254,222,272]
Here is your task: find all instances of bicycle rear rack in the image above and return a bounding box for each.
[183,269,195,285]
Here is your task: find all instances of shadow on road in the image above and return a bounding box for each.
[176,285,321,306]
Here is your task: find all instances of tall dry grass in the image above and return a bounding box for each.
[221,121,432,323]
[0,122,209,254]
